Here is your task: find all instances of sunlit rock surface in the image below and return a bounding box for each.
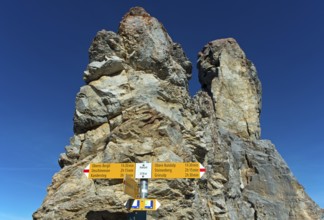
[198,38,262,140]
[33,7,323,220]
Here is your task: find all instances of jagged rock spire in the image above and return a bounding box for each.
[198,38,262,139]
[74,7,193,135]
[33,7,323,220]
[118,7,192,85]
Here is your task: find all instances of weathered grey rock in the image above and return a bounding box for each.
[83,56,125,83]
[73,85,108,134]
[119,7,192,87]
[79,122,110,159]
[34,7,323,220]
[88,30,126,63]
[198,38,262,140]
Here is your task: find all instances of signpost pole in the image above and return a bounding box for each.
[139,178,148,198]
[138,160,148,220]
[132,179,148,219]
[128,162,148,220]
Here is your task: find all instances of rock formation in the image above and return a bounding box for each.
[197,38,261,140]
[33,7,323,220]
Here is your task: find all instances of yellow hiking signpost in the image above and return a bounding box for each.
[83,162,206,179]
[125,199,161,211]
[83,161,206,219]
[83,163,135,179]
[124,175,139,198]
[152,162,206,179]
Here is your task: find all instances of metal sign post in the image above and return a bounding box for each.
[140,178,148,199]
[127,211,146,220]
[138,161,148,220]
[128,162,148,220]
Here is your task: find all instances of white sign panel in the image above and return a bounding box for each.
[135,163,152,179]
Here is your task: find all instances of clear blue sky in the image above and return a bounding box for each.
[1,1,323,219]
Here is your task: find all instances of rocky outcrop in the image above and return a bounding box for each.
[198,38,262,140]
[33,7,323,220]
[118,7,192,86]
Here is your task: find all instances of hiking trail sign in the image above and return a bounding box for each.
[152,162,206,178]
[83,162,206,179]
[125,199,161,211]
[83,161,206,217]
[124,174,139,198]
[83,163,135,179]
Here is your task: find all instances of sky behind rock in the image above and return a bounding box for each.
[0,1,323,219]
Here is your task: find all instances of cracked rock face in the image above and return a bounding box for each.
[33,7,323,220]
[198,38,262,140]
[118,7,192,87]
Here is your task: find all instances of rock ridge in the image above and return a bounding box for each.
[34,7,323,220]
